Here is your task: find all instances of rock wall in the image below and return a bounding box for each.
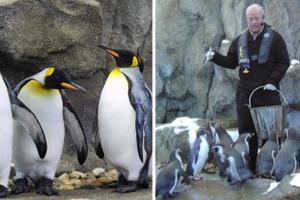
[0,0,152,172]
[156,0,300,123]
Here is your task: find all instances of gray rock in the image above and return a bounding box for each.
[172,172,300,200]
[156,117,209,164]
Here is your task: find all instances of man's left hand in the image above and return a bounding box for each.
[263,83,276,91]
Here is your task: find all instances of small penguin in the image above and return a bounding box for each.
[13,67,87,196]
[186,130,209,180]
[210,123,234,147]
[212,144,253,185]
[0,73,47,198]
[211,144,230,177]
[156,149,189,198]
[256,131,279,177]
[95,46,152,193]
[274,128,300,181]
[233,133,252,165]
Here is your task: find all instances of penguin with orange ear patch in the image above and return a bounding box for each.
[12,67,87,196]
[95,45,152,193]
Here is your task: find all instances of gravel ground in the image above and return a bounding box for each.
[4,187,152,200]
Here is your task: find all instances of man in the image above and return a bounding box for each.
[206,4,289,172]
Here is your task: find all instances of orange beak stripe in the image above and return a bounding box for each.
[61,82,77,90]
[106,49,119,57]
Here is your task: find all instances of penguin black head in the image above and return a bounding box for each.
[98,45,144,73]
[211,144,224,154]
[286,127,300,141]
[44,67,86,91]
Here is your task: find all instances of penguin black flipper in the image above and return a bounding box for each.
[124,75,149,162]
[61,91,88,165]
[94,106,104,159]
[14,77,33,95]
[138,96,152,187]
[124,73,152,187]
[187,134,201,176]
[4,76,48,159]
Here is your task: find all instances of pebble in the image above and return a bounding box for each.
[92,167,106,178]
[69,170,85,179]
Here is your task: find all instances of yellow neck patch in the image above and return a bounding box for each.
[109,68,123,77]
[45,67,55,77]
[23,80,58,96]
[131,56,139,67]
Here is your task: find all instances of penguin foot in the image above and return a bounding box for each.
[137,175,149,188]
[116,182,137,193]
[36,186,58,196]
[229,179,241,186]
[137,161,150,188]
[102,174,128,189]
[101,181,119,189]
[169,192,179,198]
[162,193,176,199]
[35,178,58,196]
[12,178,30,194]
[193,175,202,181]
[0,185,8,198]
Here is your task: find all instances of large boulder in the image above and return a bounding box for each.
[0,0,152,172]
[156,117,237,164]
[156,0,300,123]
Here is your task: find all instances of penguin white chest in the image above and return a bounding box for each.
[98,69,141,176]
[15,80,64,173]
[192,136,209,176]
[0,74,13,187]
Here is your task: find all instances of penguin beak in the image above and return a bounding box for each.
[61,82,86,92]
[97,45,120,58]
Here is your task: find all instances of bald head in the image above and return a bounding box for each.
[246,4,264,17]
[246,4,265,34]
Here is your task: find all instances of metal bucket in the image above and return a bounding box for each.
[247,86,288,141]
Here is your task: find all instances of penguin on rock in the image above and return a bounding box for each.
[95,45,152,193]
[12,67,87,196]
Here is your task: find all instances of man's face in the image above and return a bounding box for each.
[246,8,264,34]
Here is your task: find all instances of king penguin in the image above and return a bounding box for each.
[12,67,88,196]
[0,72,47,198]
[95,45,152,193]
[0,73,14,198]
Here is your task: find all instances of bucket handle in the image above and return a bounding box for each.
[248,85,288,108]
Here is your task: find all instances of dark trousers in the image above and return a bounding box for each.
[236,88,281,172]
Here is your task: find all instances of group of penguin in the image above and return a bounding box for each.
[0,46,152,198]
[156,122,300,198]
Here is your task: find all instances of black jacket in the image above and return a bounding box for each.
[212,24,289,91]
